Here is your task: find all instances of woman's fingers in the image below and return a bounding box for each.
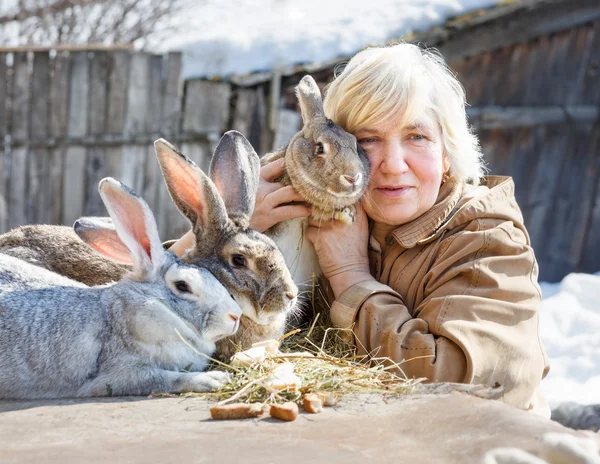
[266,185,305,206]
[260,158,286,182]
[271,204,311,223]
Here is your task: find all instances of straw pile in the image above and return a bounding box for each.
[181,286,422,406]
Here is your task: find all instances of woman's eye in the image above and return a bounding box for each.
[174,281,191,293]
[231,254,246,268]
[410,134,426,141]
[314,142,324,155]
[358,137,376,144]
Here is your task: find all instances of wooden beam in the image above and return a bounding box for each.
[437,0,600,60]
[468,105,599,129]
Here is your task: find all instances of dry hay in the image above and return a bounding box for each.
[170,283,423,406]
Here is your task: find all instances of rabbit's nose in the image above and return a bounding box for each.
[228,313,239,323]
[285,291,296,301]
[342,173,362,185]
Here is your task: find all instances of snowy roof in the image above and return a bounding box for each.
[158,0,501,80]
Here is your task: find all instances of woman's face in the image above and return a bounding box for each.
[355,115,450,227]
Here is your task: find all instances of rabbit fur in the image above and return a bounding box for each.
[0,178,242,399]
[0,131,298,361]
[261,75,370,290]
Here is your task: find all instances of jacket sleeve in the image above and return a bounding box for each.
[329,218,548,407]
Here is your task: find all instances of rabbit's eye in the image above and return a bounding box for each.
[314,142,324,155]
[174,281,191,293]
[231,254,247,268]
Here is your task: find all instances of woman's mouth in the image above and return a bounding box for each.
[376,186,413,198]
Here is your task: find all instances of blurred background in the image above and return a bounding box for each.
[0,0,599,410]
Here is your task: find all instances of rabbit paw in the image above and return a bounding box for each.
[190,371,232,392]
[333,206,356,225]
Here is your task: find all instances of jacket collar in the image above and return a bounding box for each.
[386,176,516,249]
[388,177,463,248]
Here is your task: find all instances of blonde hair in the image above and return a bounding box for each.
[323,43,485,185]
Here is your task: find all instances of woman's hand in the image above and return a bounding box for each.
[305,201,373,298]
[250,158,311,233]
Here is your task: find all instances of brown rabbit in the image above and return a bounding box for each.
[261,75,370,289]
[0,132,298,361]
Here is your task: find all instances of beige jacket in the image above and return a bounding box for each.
[328,176,550,416]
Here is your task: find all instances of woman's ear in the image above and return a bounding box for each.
[442,154,451,175]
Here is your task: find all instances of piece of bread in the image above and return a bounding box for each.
[269,402,299,422]
[210,403,264,420]
[302,393,323,413]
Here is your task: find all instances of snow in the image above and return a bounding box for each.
[156,0,500,79]
[539,272,600,406]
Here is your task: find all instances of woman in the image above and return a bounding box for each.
[251,43,550,417]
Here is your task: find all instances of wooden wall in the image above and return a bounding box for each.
[447,20,600,282]
[0,50,296,241]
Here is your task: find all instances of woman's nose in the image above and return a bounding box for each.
[382,139,409,174]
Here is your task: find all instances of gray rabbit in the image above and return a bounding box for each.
[0,132,298,361]
[261,75,370,288]
[0,178,241,399]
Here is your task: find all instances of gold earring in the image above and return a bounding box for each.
[441,172,450,184]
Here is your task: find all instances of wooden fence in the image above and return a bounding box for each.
[0,49,301,240]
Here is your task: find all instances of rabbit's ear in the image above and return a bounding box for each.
[209,130,260,219]
[73,217,133,265]
[98,178,165,273]
[296,75,324,124]
[154,139,229,239]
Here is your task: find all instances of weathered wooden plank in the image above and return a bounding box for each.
[8,53,30,228]
[523,35,550,106]
[161,52,182,136]
[11,52,30,141]
[106,51,130,135]
[0,148,7,233]
[85,147,121,216]
[148,54,163,135]
[483,45,513,106]
[558,122,600,269]
[27,150,49,223]
[61,146,87,226]
[563,25,596,105]
[182,80,231,135]
[49,51,70,138]
[522,125,571,282]
[67,52,89,138]
[468,54,492,107]
[501,43,530,106]
[0,53,7,139]
[89,51,109,135]
[0,53,9,232]
[580,20,600,105]
[142,144,161,215]
[232,88,258,136]
[8,148,28,228]
[29,52,51,224]
[119,145,146,195]
[124,53,151,136]
[580,123,600,273]
[85,51,110,217]
[48,148,64,225]
[30,53,50,140]
[545,30,572,106]
[47,52,68,224]
[62,51,89,226]
[250,85,268,156]
[272,108,301,151]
